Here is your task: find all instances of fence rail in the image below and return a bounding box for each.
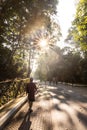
[0,78,29,107]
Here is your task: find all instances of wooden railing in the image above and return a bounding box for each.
[0,78,29,107]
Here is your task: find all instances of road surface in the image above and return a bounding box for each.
[3,84,87,130]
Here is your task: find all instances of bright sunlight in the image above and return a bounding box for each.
[39,39,48,48]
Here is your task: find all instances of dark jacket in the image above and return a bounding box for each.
[26,82,37,101]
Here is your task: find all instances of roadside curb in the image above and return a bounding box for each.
[0,96,27,130]
[58,82,87,87]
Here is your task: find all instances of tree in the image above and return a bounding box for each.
[66,0,87,50]
[0,0,61,80]
[34,46,87,84]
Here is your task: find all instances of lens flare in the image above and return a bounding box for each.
[39,39,47,48]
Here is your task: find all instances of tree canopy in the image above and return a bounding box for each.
[65,0,87,50]
[0,0,61,80]
[34,46,87,84]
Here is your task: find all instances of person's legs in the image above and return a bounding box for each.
[28,95,32,109]
[29,101,33,109]
[28,95,34,111]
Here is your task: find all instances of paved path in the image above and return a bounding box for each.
[3,84,87,130]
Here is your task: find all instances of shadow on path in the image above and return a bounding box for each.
[18,110,31,130]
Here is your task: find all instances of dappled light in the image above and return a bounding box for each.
[30,84,87,130]
[0,0,87,130]
[2,82,87,130]
[68,90,73,93]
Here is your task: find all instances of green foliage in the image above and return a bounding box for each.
[0,44,27,80]
[66,0,87,50]
[34,47,87,84]
[0,0,60,81]
[0,78,29,106]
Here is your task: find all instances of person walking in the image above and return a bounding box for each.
[26,77,37,112]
